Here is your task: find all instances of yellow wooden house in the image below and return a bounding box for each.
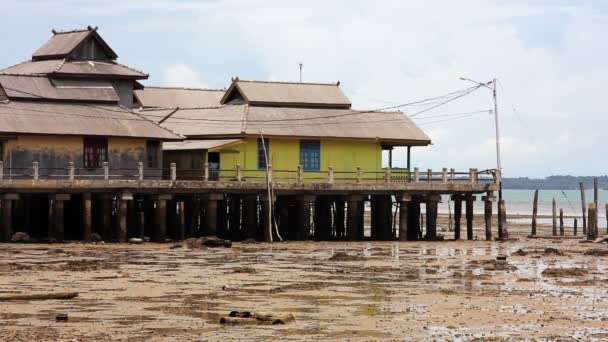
[135,78,431,180]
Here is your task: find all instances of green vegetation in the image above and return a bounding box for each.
[502,176,608,190]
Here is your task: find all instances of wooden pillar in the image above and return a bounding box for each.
[296,195,315,240]
[334,198,346,240]
[407,199,421,241]
[1,194,18,242]
[398,194,411,241]
[498,199,508,239]
[425,195,440,240]
[574,218,578,236]
[228,195,242,240]
[482,192,495,241]
[244,195,258,240]
[117,193,132,243]
[84,195,94,240]
[136,198,145,239]
[177,201,186,241]
[314,197,332,241]
[346,195,364,241]
[451,195,463,240]
[154,195,171,242]
[371,195,393,240]
[202,194,223,237]
[51,194,69,242]
[100,194,113,241]
[531,189,538,236]
[580,182,587,234]
[559,208,564,236]
[594,177,599,233]
[260,193,275,242]
[587,203,598,240]
[552,198,557,236]
[465,195,475,240]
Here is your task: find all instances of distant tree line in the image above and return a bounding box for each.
[502,176,608,190]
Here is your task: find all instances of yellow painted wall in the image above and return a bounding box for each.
[218,137,382,181]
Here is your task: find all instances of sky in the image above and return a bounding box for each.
[1,0,607,178]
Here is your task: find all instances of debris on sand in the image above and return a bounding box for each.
[512,249,527,256]
[544,247,563,256]
[91,233,103,242]
[11,232,31,243]
[232,267,256,274]
[496,254,508,261]
[542,267,588,277]
[59,260,117,272]
[328,252,364,261]
[185,237,232,249]
[128,238,143,244]
[583,248,608,256]
[220,311,295,325]
[467,259,517,271]
[0,292,78,301]
[169,243,183,249]
[55,313,68,322]
[242,238,258,244]
[593,237,608,243]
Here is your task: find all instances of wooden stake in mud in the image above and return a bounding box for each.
[531,189,539,236]
[451,195,463,240]
[552,198,557,236]
[482,193,495,241]
[587,203,598,240]
[574,218,578,236]
[580,182,587,234]
[559,208,564,236]
[498,199,508,239]
[594,177,599,233]
[465,195,475,240]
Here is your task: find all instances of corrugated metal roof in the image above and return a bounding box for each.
[0,101,182,140]
[32,30,91,60]
[0,60,147,79]
[0,74,119,102]
[163,139,240,151]
[220,79,352,108]
[155,105,430,145]
[134,87,224,108]
[32,27,118,61]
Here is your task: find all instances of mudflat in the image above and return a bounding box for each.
[1,236,608,341]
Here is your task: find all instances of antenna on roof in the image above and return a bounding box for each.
[298,62,303,83]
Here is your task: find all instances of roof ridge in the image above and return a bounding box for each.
[144,86,226,92]
[0,60,33,73]
[51,27,94,35]
[237,79,340,86]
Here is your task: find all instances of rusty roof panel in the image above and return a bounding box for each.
[0,75,119,102]
[0,101,182,140]
[32,30,91,59]
[1,60,147,79]
[134,87,224,108]
[221,80,352,108]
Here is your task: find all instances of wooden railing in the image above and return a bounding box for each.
[0,161,500,185]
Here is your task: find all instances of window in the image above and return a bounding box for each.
[300,140,320,171]
[147,140,161,168]
[257,138,269,170]
[83,138,107,168]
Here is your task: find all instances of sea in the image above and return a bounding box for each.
[435,189,608,229]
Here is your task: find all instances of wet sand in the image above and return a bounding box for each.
[1,223,608,341]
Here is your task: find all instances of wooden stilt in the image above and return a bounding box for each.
[228,195,242,240]
[574,218,578,236]
[82,194,92,242]
[177,201,186,241]
[465,195,475,240]
[407,199,421,241]
[594,177,599,233]
[425,195,440,240]
[1,195,16,242]
[552,198,557,236]
[587,203,598,240]
[52,195,69,242]
[580,182,587,234]
[260,194,274,242]
[334,198,345,240]
[482,193,495,241]
[117,193,131,243]
[451,195,462,240]
[531,189,538,236]
[244,195,258,240]
[154,195,170,242]
[398,194,411,241]
[296,195,315,240]
[499,199,508,239]
[314,197,332,241]
[203,194,223,237]
[100,194,112,241]
[346,195,363,241]
[559,208,564,236]
[136,198,145,239]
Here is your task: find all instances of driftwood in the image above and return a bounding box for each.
[0,292,78,301]
[220,311,295,325]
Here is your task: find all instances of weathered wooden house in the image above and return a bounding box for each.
[135,78,431,180]
[0,26,181,178]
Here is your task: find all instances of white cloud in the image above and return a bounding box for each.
[162,64,208,88]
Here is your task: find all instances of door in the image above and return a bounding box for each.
[208,152,220,180]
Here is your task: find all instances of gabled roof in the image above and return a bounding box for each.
[219,79,352,109]
[134,86,224,109]
[141,105,431,145]
[32,26,118,61]
[0,100,182,140]
[0,74,119,102]
[0,60,148,79]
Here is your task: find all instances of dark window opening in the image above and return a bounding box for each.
[147,140,161,168]
[257,138,269,170]
[83,138,108,169]
[300,140,320,171]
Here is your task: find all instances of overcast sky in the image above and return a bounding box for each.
[2,0,606,177]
